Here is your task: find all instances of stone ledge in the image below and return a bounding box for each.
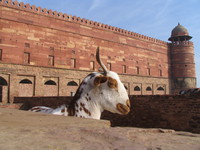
[0,108,200,150]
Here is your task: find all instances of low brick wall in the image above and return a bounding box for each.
[0,103,22,109]
[14,94,200,133]
[102,94,200,133]
[14,96,73,110]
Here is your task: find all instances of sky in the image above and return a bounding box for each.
[18,0,200,87]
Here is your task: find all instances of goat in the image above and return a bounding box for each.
[30,47,130,119]
[179,88,200,95]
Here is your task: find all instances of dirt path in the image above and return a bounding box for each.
[0,108,200,150]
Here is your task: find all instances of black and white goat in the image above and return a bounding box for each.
[30,47,130,119]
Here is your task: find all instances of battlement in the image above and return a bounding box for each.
[0,0,167,45]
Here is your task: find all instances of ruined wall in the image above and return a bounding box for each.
[14,93,200,133]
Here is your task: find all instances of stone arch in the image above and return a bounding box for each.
[156,86,165,95]
[44,80,57,85]
[0,77,8,86]
[134,86,141,91]
[157,87,164,91]
[124,85,128,90]
[44,80,58,96]
[146,87,152,91]
[19,78,33,97]
[19,79,32,84]
[66,80,79,96]
[67,81,78,86]
[131,84,142,95]
[122,82,129,95]
[0,76,8,103]
[145,86,153,95]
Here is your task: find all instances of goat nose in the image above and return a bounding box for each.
[116,100,130,115]
[126,99,131,108]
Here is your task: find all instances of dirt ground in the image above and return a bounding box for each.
[0,108,200,150]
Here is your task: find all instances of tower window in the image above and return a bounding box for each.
[107,63,111,70]
[50,47,54,51]
[122,65,126,73]
[0,49,2,61]
[24,52,30,64]
[72,50,76,54]
[90,61,95,70]
[25,43,30,48]
[48,55,54,66]
[50,47,54,55]
[159,69,162,76]
[71,58,76,68]
[147,68,150,76]
[136,66,140,75]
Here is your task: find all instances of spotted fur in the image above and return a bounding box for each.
[30,47,130,120]
[179,88,200,95]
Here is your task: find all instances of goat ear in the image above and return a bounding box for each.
[94,75,108,86]
[107,77,118,89]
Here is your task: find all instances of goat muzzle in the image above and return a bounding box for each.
[116,100,130,115]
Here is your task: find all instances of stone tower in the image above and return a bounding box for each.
[168,23,196,94]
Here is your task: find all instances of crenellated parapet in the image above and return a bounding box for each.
[0,0,167,45]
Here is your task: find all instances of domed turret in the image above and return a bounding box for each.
[168,23,192,41]
[169,23,196,94]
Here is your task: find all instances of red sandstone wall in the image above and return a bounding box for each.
[0,0,170,78]
[0,0,171,102]
[14,93,200,133]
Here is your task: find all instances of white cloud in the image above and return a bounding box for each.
[155,0,172,19]
[88,0,106,12]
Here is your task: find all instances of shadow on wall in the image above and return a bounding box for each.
[14,93,200,134]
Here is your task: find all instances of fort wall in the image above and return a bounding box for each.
[14,93,200,133]
[0,0,170,77]
[0,0,171,103]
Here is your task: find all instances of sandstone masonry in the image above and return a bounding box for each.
[0,0,196,103]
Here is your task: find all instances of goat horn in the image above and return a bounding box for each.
[96,47,108,75]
